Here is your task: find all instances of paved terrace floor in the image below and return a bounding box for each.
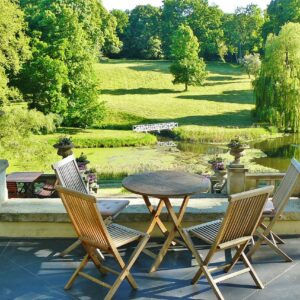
[0,236,300,299]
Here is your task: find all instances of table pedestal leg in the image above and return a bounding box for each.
[150,196,191,273]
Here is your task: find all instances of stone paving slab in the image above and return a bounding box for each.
[0,237,300,299]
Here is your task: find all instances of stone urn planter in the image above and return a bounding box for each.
[227,138,248,165]
[53,137,74,158]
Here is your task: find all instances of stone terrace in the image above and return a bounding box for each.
[0,236,300,299]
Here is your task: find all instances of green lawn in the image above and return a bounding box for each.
[95,60,279,143]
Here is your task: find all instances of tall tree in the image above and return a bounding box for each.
[18,0,105,127]
[254,22,300,132]
[162,0,224,59]
[223,5,264,61]
[0,0,30,106]
[111,9,129,39]
[170,24,207,91]
[262,0,300,40]
[123,5,162,59]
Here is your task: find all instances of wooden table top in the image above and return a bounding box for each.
[6,172,43,183]
[122,170,211,198]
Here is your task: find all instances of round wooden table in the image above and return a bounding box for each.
[122,170,210,272]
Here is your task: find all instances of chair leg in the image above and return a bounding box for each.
[60,239,82,257]
[105,235,150,300]
[247,233,263,259]
[240,251,264,289]
[224,243,248,273]
[65,254,89,290]
[202,265,224,300]
[258,232,292,262]
[260,222,285,244]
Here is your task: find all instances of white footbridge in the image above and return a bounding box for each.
[133,122,178,133]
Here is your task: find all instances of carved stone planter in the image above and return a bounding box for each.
[229,147,245,165]
[53,143,74,158]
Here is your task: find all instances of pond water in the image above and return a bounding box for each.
[159,134,300,172]
[251,135,300,171]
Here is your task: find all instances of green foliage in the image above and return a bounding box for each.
[111,9,129,37]
[170,25,207,91]
[0,0,30,105]
[241,53,261,78]
[18,0,105,127]
[262,0,300,39]
[254,22,300,132]
[0,106,55,171]
[174,126,279,144]
[37,128,157,148]
[100,8,122,56]
[223,5,264,61]
[143,36,163,59]
[161,0,224,59]
[123,5,162,59]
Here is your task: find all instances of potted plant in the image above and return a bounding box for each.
[76,152,90,170]
[208,156,227,193]
[53,136,74,158]
[227,138,247,165]
[208,155,226,176]
[85,167,98,194]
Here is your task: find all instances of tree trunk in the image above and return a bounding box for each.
[184,82,188,91]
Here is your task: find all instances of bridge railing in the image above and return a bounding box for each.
[133,122,178,133]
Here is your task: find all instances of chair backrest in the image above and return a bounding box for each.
[56,185,111,250]
[272,158,300,213]
[214,185,273,246]
[52,155,89,194]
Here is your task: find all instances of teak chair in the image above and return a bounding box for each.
[183,186,273,300]
[247,158,300,262]
[56,186,149,300]
[52,155,129,256]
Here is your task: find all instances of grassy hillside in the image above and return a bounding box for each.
[95,60,279,143]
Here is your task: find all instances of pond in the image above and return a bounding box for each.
[251,134,300,171]
[159,134,300,172]
[5,133,298,175]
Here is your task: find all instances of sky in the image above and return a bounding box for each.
[102,0,271,13]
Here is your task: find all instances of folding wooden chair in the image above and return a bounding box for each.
[247,158,300,262]
[56,186,149,300]
[52,155,129,256]
[183,186,273,300]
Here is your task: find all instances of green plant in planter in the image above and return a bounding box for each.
[208,155,225,171]
[76,152,90,170]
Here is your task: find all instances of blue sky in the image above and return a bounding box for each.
[102,0,271,12]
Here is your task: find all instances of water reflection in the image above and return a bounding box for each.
[252,135,300,171]
[177,141,227,155]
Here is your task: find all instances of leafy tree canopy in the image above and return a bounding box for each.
[162,0,224,59]
[123,5,162,59]
[241,53,261,78]
[254,22,300,132]
[263,0,300,39]
[0,0,30,106]
[18,0,105,127]
[170,24,207,91]
[223,4,264,61]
